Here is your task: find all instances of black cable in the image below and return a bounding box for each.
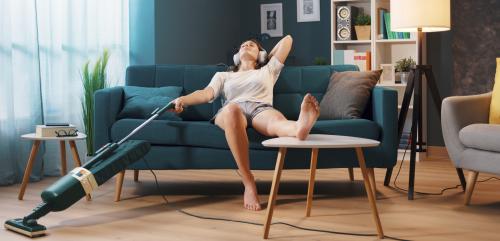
[392,140,500,195]
[141,157,408,241]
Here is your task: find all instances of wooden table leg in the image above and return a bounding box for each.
[59,141,67,175]
[69,140,91,201]
[355,147,384,239]
[306,148,318,217]
[18,140,41,200]
[348,168,355,181]
[368,168,377,199]
[263,147,287,239]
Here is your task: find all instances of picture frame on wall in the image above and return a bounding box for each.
[261,3,283,37]
[297,0,320,22]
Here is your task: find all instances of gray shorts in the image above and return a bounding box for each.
[210,101,274,127]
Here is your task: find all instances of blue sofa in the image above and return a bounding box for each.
[93,64,398,200]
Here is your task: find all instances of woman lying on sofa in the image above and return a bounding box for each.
[170,35,320,211]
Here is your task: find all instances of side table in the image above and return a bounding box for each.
[18,133,89,201]
[261,134,384,239]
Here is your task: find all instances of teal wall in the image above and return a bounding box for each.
[240,0,331,66]
[155,0,243,65]
[129,0,155,65]
[130,0,332,66]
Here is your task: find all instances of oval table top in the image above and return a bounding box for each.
[262,134,380,149]
[21,133,87,141]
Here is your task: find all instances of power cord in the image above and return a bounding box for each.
[391,141,500,195]
[141,157,408,241]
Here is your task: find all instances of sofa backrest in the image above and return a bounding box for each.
[125,64,359,121]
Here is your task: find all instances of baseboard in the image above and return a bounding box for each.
[424,146,449,161]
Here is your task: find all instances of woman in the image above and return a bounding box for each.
[171,35,320,211]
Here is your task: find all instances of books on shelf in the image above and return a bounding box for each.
[333,50,371,71]
[399,131,411,149]
[377,9,411,40]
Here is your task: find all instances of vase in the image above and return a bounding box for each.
[396,72,411,84]
[354,25,371,40]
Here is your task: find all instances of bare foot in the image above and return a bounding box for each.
[243,182,262,211]
[296,93,320,140]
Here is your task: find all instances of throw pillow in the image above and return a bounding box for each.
[489,58,500,124]
[118,86,183,121]
[319,70,382,120]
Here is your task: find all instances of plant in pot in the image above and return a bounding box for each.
[395,57,416,84]
[81,49,110,158]
[354,13,371,40]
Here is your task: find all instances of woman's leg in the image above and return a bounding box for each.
[214,103,261,211]
[253,94,320,139]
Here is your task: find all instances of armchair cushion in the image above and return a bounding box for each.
[459,124,500,152]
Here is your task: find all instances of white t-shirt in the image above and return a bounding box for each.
[207,56,284,105]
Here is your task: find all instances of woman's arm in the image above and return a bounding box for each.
[172,87,214,113]
[267,35,293,64]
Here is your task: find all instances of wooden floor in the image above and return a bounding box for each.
[1,159,500,241]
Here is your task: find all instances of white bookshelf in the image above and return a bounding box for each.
[330,0,426,161]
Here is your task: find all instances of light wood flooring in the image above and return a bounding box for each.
[1,159,500,241]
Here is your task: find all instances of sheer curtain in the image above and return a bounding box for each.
[0,0,129,185]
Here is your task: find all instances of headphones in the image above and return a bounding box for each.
[233,50,268,66]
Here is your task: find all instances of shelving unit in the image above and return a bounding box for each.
[330,0,427,161]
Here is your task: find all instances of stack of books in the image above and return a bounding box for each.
[333,50,371,71]
[399,131,412,149]
[35,124,77,138]
[377,8,411,40]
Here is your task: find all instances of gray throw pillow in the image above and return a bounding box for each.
[319,70,382,120]
[118,86,183,121]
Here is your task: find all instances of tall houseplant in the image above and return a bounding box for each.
[81,49,110,156]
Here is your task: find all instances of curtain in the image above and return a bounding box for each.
[0,0,129,186]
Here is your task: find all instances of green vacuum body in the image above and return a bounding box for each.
[4,140,151,237]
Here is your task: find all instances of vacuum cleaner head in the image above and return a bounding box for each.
[5,218,46,238]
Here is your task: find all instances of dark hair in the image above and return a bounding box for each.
[228,39,267,72]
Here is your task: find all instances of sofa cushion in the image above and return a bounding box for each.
[319,70,382,120]
[118,86,183,121]
[459,124,500,152]
[110,119,380,150]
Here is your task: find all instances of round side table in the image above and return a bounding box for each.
[18,133,89,201]
[261,134,384,239]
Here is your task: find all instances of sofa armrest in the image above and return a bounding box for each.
[441,92,492,166]
[93,86,124,152]
[370,86,398,165]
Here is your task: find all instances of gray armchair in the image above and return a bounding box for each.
[442,92,500,205]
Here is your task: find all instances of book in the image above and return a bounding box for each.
[35,124,77,138]
[353,51,371,71]
[377,8,388,38]
[333,50,344,65]
[344,50,355,65]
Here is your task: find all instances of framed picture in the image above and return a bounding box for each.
[261,3,283,37]
[297,0,320,22]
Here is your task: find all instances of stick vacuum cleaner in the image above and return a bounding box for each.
[4,101,176,238]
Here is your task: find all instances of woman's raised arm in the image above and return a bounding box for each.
[268,35,293,64]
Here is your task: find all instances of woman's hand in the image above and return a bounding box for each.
[170,97,185,114]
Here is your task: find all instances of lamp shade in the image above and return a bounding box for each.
[390,0,450,32]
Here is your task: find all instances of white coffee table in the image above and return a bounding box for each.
[261,134,383,239]
[18,133,89,200]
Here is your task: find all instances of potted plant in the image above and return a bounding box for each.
[81,49,110,157]
[354,13,371,40]
[314,57,328,65]
[395,57,416,84]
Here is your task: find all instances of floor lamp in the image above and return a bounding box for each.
[382,0,467,200]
